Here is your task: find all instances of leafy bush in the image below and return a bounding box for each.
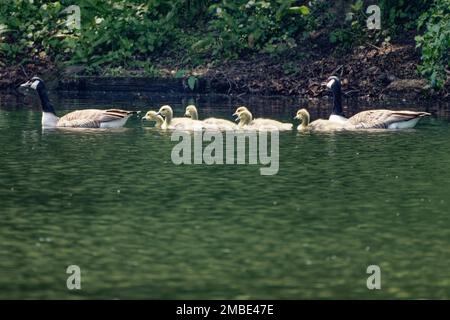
[191,0,312,58]
[70,1,176,72]
[0,0,448,90]
[0,1,70,63]
[327,0,368,50]
[415,0,450,89]
[0,0,206,72]
[379,0,432,31]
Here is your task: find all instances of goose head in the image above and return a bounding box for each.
[322,76,341,90]
[156,105,173,119]
[142,110,164,127]
[19,76,57,116]
[20,76,45,91]
[233,106,249,117]
[322,76,344,116]
[235,110,253,127]
[294,108,310,129]
[184,105,198,120]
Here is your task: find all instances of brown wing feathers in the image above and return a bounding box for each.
[349,110,430,129]
[105,109,138,117]
[57,109,137,128]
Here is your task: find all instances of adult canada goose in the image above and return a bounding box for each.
[184,105,236,130]
[323,76,348,123]
[233,106,293,131]
[294,109,352,131]
[156,105,206,130]
[323,76,431,129]
[142,111,164,128]
[20,77,138,128]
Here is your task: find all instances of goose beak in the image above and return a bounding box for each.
[184,112,189,117]
[294,115,299,120]
[156,111,162,117]
[321,81,328,86]
[19,80,31,88]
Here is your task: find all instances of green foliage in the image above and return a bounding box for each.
[379,0,432,31]
[70,1,176,70]
[192,1,312,58]
[0,0,448,91]
[187,75,198,90]
[326,0,367,51]
[415,0,450,89]
[0,0,71,63]
[0,0,206,70]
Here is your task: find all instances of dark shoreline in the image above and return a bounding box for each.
[1,75,448,104]
[1,40,449,102]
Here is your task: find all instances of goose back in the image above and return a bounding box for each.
[252,118,292,129]
[348,110,431,129]
[57,109,137,128]
[203,118,237,130]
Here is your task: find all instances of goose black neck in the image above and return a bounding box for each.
[331,83,343,116]
[36,84,56,115]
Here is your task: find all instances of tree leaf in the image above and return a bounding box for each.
[187,76,197,91]
[288,6,310,16]
[175,70,186,78]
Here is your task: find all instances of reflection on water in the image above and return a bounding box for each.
[0,92,449,299]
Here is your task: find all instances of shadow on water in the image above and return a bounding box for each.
[2,90,450,120]
[0,91,449,299]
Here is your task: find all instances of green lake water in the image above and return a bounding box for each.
[0,92,449,299]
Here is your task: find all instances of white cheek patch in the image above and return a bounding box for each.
[326,79,336,89]
[31,80,40,89]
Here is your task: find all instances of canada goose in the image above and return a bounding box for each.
[323,76,348,123]
[20,77,137,128]
[233,106,293,131]
[323,76,431,129]
[184,105,236,130]
[142,111,164,128]
[156,105,205,130]
[294,109,352,131]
